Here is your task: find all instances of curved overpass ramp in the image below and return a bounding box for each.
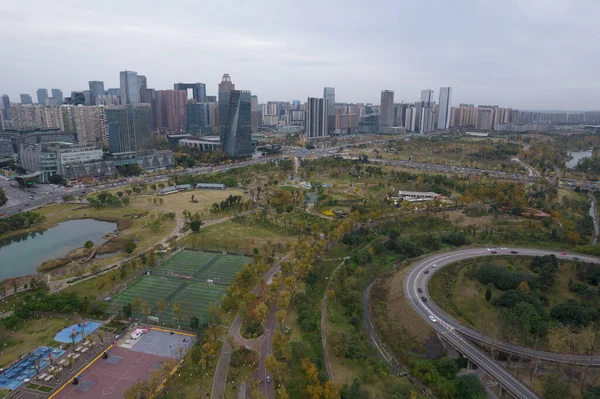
[404,247,600,399]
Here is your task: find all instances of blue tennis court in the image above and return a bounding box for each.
[0,346,65,390]
[54,321,102,343]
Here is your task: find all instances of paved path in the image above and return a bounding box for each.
[511,157,540,177]
[211,263,280,399]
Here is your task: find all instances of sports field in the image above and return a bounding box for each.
[110,250,249,326]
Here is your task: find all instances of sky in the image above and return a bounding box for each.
[1,0,599,111]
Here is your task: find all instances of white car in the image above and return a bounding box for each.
[429,315,437,323]
[487,248,493,251]
[500,247,508,251]
[432,264,438,268]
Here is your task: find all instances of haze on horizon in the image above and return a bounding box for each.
[1,0,598,111]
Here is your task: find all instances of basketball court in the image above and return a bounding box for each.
[51,329,195,399]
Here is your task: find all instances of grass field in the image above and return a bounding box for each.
[0,316,76,369]
[180,220,297,253]
[110,250,249,325]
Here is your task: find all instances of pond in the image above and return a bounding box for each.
[565,150,593,169]
[0,219,117,282]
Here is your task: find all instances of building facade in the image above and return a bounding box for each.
[155,90,187,133]
[20,94,33,104]
[218,74,235,91]
[324,87,335,116]
[219,90,252,157]
[185,102,211,134]
[36,89,48,105]
[1,95,10,120]
[418,89,435,134]
[105,104,152,153]
[437,87,452,129]
[120,71,141,105]
[305,97,328,139]
[379,90,394,132]
[173,83,206,102]
[88,81,105,106]
[51,89,63,105]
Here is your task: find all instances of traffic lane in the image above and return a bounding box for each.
[408,248,600,364]
[404,257,541,399]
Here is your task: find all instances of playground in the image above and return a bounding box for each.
[54,322,102,344]
[0,347,65,390]
[110,251,249,326]
[53,329,194,399]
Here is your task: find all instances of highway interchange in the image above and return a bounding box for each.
[404,247,600,399]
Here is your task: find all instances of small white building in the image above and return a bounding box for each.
[397,191,441,202]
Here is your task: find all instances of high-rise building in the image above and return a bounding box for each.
[37,89,48,105]
[475,107,495,130]
[140,88,156,128]
[20,94,33,104]
[218,74,235,91]
[186,103,211,134]
[250,95,259,112]
[219,89,252,157]
[120,71,141,105]
[379,90,394,132]
[155,90,187,133]
[262,102,279,126]
[1,95,11,120]
[174,83,206,103]
[418,89,435,134]
[45,98,58,106]
[324,87,335,116]
[437,87,452,129]
[61,106,108,145]
[70,91,86,106]
[139,75,147,90]
[292,100,301,110]
[305,97,328,139]
[83,90,92,106]
[105,104,152,153]
[51,89,63,105]
[89,81,105,106]
[206,95,217,103]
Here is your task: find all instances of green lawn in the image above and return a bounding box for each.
[0,316,76,368]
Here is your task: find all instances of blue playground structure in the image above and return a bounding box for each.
[54,321,102,343]
[0,347,65,390]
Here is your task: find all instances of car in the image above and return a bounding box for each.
[424,270,429,274]
[511,250,518,254]
[500,247,508,251]
[487,248,493,251]
[561,251,568,256]
[266,375,271,383]
[421,296,427,302]
[429,315,437,322]
[432,264,438,268]
[490,251,497,254]
[417,288,423,293]
[573,257,581,261]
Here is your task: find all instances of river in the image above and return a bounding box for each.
[0,219,117,281]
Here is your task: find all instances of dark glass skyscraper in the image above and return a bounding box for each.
[219,90,252,157]
[20,94,33,104]
[186,103,211,134]
[51,89,63,104]
[174,83,206,102]
[89,81,105,106]
[105,104,152,153]
[1,95,10,120]
[119,71,141,105]
[36,89,48,105]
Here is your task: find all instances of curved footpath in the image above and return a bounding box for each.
[404,247,600,399]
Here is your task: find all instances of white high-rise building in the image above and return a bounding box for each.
[323,87,335,116]
[437,87,452,129]
[379,90,394,132]
[305,97,328,139]
[419,89,435,134]
[120,71,141,105]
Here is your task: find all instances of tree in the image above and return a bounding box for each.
[454,375,487,399]
[0,188,7,206]
[122,303,133,318]
[156,300,166,315]
[172,303,182,323]
[116,191,124,198]
[124,239,137,254]
[485,288,492,302]
[190,316,200,330]
[544,375,571,399]
[255,302,268,324]
[190,219,203,233]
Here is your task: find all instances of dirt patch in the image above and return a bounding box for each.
[96,237,127,254]
[371,267,437,361]
[117,219,133,230]
[460,285,479,298]
[442,211,492,229]
[38,257,70,272]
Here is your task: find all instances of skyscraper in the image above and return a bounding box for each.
[155,90,187,133]
[173,83,206,103]
[1,95,10,120]
[70,91,86,106]
[218,74,235,91]
[140,88,156,128]
[250,95,259,112]
[379,90,394,132]
[219,90,252,157]
[419,89,435,134]
[20,94,33,104]
[105,104,152,153]
[61,106,108,144]
[51,89,63,105]
[37,89,48,105]
[120,71,141,105]
[437,87,452,129]
[323,87,335,116]
[186,103,211,134]
[305,97,328,139]
[89,81,105,106]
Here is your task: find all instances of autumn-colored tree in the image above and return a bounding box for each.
[172,302,182,323]
[517,281,531,294]
[255,302,268,324]
[275,309,287,326]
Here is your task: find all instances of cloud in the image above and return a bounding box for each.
[0,0,598,110]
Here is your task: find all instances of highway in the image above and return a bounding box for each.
[404,247,600,399]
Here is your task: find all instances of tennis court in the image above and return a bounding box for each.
[110,250,248,326]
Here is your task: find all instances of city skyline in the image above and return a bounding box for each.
[1,1,598,111]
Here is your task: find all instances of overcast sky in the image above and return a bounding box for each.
[1,0,598,110]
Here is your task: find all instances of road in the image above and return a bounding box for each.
[404,247,600,399]
[211,263,280,399]
[511,157,540,177]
